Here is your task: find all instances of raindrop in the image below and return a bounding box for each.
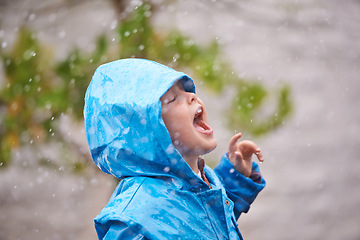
[1,41,7,48]
[172,53,180,62]
[138,45,145,51]
[36,176,43,184]
[49,129,53,132]
[37,87,41,92]
[24,85,30,92]
[124,31,130,37]
[164,167,170,172]
[110,20,117,30]
[52,193,56,198]
[58,31,66,38]
[229,168,235,174]
[34,75,40,82]
[49,13,56,22]
[30,139,34,144]
[51,116,55,120]
[69,78,75,88]
[140,118,147,125]
[28,13,36,21]
[23,50,36,60]
[144,11,152,18]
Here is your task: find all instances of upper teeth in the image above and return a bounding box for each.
[196,108,202,114]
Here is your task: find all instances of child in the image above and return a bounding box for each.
[84,58,265,240]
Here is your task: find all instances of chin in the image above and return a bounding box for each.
[204,139,218,154]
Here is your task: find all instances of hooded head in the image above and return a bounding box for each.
[84,58,205,188]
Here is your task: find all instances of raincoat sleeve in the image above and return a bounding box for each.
[102,221,149,240]
[214,153,266,220]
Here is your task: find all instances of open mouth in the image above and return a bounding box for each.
[193,106,213,135]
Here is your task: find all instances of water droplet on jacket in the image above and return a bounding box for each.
[166,145,174,154]
[164,167,170,172]
[123,127,130,134]
[140,137,148,143]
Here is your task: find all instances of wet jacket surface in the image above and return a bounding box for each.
[84,59,266,240]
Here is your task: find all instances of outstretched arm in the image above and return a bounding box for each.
[214,132,265,219]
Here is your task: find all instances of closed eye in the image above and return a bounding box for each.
[168,95,177,103]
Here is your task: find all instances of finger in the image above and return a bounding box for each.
[238,140,259,154]
[255,149,264,162]
[228,132,242,153]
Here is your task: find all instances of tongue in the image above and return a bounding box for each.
[194,119,213,134]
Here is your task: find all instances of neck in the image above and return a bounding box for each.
[182,154,200,173]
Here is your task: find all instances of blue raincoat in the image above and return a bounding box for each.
[84,59,265,240]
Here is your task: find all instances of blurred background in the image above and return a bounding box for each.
[0,0,359,239]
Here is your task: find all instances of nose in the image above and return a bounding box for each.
[187,92,197,104]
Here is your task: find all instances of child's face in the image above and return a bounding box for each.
[161,81,217,158]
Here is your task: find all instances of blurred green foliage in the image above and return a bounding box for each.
[0,3,292,168]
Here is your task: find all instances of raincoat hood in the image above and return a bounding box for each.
[84,58,201,188]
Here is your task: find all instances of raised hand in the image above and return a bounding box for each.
[228,132,264,177]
